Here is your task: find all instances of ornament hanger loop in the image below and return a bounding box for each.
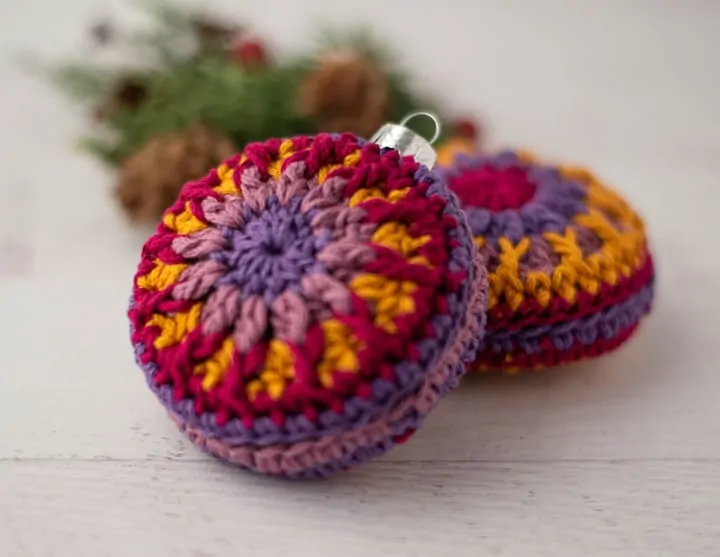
[369,109,442,168]
[399,111,442,146]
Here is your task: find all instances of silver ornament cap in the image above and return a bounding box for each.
[369,111,442,169]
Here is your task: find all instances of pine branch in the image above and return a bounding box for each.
[31,2,454,170]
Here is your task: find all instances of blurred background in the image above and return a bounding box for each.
[2,0,719,273]
[1,0,718,269]
[1,1,719,556]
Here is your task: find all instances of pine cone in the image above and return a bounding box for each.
[298,51,388,138]
[114,123,236,226]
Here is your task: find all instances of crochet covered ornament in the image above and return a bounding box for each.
[129,128,487,478]
[438,150,654,371]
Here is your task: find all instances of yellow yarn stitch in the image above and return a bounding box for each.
[317,320,362,388]
[195,336,236,391]
[481,164,648,309]
[565,165,646,245]
[163,202,207,235]
[267,139,297,181]
[213,163,239,196]
[247,339,295,400]
[583,179,646,267]
[524,271,553,307]
[558,165,593,184]
[435,137,475,167]
[574,211,626,283]
[544,228,597,303]
[350,274,417,333]
[147,303,202,349]
[515,149,537,164]
[316,149,362,184]
[371,223,432,267]
[136,259,188,291]
[349,186,410,207]
[488,238,530,310]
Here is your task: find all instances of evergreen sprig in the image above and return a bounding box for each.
[39,1,448,167]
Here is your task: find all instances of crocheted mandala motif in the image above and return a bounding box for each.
[129,133,486,478]
[438,150,654,371]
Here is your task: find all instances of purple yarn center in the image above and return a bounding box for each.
[439,151,590,244]
[213,196,329,304]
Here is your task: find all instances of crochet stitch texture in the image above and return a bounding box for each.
[438,149,654,371]
[129,133,487,478]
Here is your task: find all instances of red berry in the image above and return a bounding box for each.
[231,39,268,68]
[453,118,479,139]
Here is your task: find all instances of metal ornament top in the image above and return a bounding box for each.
[369,111,442,169]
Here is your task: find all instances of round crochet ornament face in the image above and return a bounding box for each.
[129,133,487,478]
[438,150,654,371]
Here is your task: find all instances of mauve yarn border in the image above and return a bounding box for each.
[185,308,482,479]
[175,264,486,479]
[129,162,483,447]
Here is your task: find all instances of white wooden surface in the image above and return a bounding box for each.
[1,1,719,556]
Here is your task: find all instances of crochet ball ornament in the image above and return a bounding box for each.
[438,150,654,371]
[129,131,487,478]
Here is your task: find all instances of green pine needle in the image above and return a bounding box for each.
[31,1,450,168]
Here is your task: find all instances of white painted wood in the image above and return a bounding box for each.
[2,460,719,557]
[1,0,719,555]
